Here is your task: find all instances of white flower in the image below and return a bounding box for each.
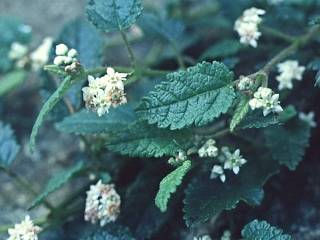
[194,235,212,240]
[249,87,283,116]
[268,0,284,5]
[234,7,265,48]
[222,148,247,174]
[7,215,42,240]
[276,60,305,90]
[67,49,78,58]
[198,139,218,158]
[30,37,53,70]
[221,230,232,240]
[210,165,226,182]
[299,112,317,128]
[55,43,69,56]
[8,42,28,60]
[85,180,121,226]
[82,68,128,117]
[168,150,187,166]
[237,76,254,91]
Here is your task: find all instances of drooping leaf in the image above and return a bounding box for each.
[136,61,235,130]
[200,39,243,60]
[264,119,311,170]
[29,161,85,209]
[242,220,292,240]
[106,121,192,158]
[230,97,250,132]
[183,157,278,226]
[237,110,279,130]
[29,75,74,152]
[86,0,143,32]
[156,160,192,212]
[0,122,20,168]
[79,224,135,240]
[56,104,136,135]
[0,70,27,96]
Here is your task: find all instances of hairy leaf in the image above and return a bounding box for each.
[230,97,250,132]
[200,39,242,60]
[29,76,74,152]
[242,220,292,240]
[237,110,279,130]
[183,157,278,226]
[136,61,235,130]
[264,119,311,170]
[56,105,135,135]
[29,161,84,209]
[106,121,192,158]
[0,70,26,96]
[86,0,143,32]
[0,122,20,168]
[156,160,192,212]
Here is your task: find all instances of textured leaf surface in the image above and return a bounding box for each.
[29,161,84,209]
[136,61,235,130]
[242,220,292,240]
[183,157,278,226]
[29,76,74,152]
[0,70,26,96]
[56,105,135,135]
[156,160,192,212]
[86,0,143,32]
[200,39,242,60]
[230,97,250,132]
[106,121,192,158]
[0,122,20,168]
[79,225,135,240]
[264,119,311,170]
[237,110,279,130]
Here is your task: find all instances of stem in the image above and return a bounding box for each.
[260,26,295,43]
[262,25,320,74]
[171,41,186,69]
[120,30,136,67]
[2,168,55,211]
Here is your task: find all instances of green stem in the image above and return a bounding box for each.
[120,30,136,67]
[260,26,295,43]
[171,41,186,69]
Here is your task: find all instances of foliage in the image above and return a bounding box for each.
[0,122,20,169]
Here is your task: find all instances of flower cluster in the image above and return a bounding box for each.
[276,60,305,90]
[53,43,79,72]
[234,7,265,47]
[299,112,317,128]
[198,139,219,158]
[210,147,247,182]
[7,215,42,240]
[221,230,232,240]
[168,150,188,166]
[249,87,283,116]
[84,180,121,227]
[193,235,212,240]
[237,76,254,91]
[82,67,128,117]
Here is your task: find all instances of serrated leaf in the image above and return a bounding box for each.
[0,122,20,168]
[136,61,235,130]
[156,160,192,212]
[183,157,279,226]
[0,70,27,96]
[56,104,136,135]
[200,39,242,60]
[237,110,279,130]
[29,161,84,209]
[242,220,292,240]
[230,97,250,132]
[264,119,311,170]
[86,0,143,33]
[79,224,135,240]
[29,75,74,152]
[106,121,192,158]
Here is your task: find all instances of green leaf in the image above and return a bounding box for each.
[0,70,27,96]
[44,65,68,77]
[183,157,278,226]
[136,61,235,130]
[56,104,136,135]
[264,119,311,170]
[279,105,297,123]
[156,160,192,212]
[242,220,292,240]
[230,97,250,132]
[29,75,74,152]
[86,0,143,32]
[79,224,135,240]
[0,122,20,169]
[29,161,84,209]
[200,39,242,60]
[106,121,192,158]
[315,70,320,87]
[237,110,279,130]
